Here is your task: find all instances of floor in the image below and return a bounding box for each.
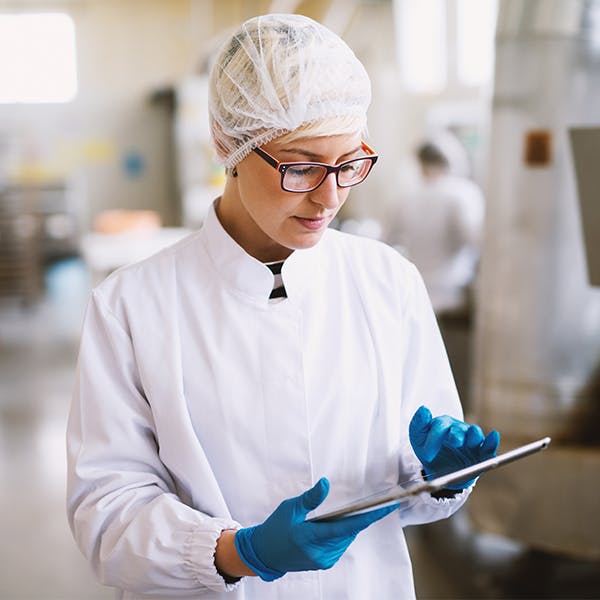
[0,258,599,600]
[0,259,111,600]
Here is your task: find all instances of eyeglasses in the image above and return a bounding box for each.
[253,141,379,193]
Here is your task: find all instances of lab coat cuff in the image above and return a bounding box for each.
[420,468,477,499]
[183,517,242,592]
[424,478,474,505]
[404,461,474,505]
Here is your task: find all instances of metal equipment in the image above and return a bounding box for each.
[470,0,600,560]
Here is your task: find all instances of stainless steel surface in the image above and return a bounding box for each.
[495,0,584,38]
[469,439,600,560]
[569,126,600,286]
[473,0,600,442]
[471,0,600,560]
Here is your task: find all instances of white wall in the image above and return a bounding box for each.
[0,0,212,227]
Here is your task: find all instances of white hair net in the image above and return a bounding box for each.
[208,13,371,168]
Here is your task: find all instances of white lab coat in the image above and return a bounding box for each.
[388,174,484,314]
[67,201,470,599]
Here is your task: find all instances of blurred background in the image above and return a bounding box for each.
[0,0,599,598]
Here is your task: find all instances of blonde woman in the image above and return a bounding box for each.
[67,14,499,600]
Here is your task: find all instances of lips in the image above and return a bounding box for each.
[294,215,328,231]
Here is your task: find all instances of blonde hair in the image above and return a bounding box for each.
[275,116,368,145]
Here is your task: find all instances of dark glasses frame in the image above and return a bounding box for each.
[252,141,379,193]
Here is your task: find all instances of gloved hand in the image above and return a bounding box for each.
[409,405,500,491]
[234,477,398,581]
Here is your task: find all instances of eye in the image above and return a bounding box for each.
[340,162,360,174]
[287,165,321,178]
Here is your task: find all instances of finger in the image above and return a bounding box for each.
[300,477,330,513]
[424,415,467,462]
[409,405,433,442]
[465,424,485,448]
[420,418,446,462]
[446,421,468,447]
[481,430,500,456]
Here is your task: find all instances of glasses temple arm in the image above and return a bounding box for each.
[253,146,280,169]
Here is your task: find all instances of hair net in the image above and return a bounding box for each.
[208,13,371,168]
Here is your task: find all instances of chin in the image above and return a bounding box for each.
[289,232,326,251]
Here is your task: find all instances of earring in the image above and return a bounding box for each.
[231,166,238,178]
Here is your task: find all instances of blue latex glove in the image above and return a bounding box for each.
[409,405,500,491]
[234,477,398,581]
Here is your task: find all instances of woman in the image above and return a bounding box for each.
[67,14,499,599]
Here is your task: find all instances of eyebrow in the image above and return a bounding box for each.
[277,144,363,162]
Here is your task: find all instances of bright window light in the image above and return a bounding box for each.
[0,12,77,104]
[457,0,498,87]
[395,0,447,94]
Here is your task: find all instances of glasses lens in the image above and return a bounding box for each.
[282,164,328,192]
[337,158,373,187]
[280,156,375,192]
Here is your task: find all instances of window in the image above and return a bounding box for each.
[394,0,498,93]
[0,12,77,104]
[457,0,498,87]
[395,0,447,94]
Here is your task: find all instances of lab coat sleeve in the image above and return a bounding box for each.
[66,290,241,596]
[395,262,472,526]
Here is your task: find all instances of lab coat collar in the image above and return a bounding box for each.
[201,200,321,304]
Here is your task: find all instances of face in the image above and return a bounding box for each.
[217,132,363,263]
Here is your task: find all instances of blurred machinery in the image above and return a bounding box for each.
[0,185,43,304]
[0,182,79,304]
[470,0,600,560]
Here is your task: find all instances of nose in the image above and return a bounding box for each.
[308,172,342,209]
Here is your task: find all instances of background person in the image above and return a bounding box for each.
[386,136,485,411]
[67,14,499,599]
[387,137,485,316]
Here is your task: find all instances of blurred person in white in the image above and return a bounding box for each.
[388,136,485,315]
[386,135,484,413]
[66,14,499,600]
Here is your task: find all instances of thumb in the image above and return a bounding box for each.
[300,477,330,513]
[409,405,432,447]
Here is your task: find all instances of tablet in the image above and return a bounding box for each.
[307,437,551,522]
